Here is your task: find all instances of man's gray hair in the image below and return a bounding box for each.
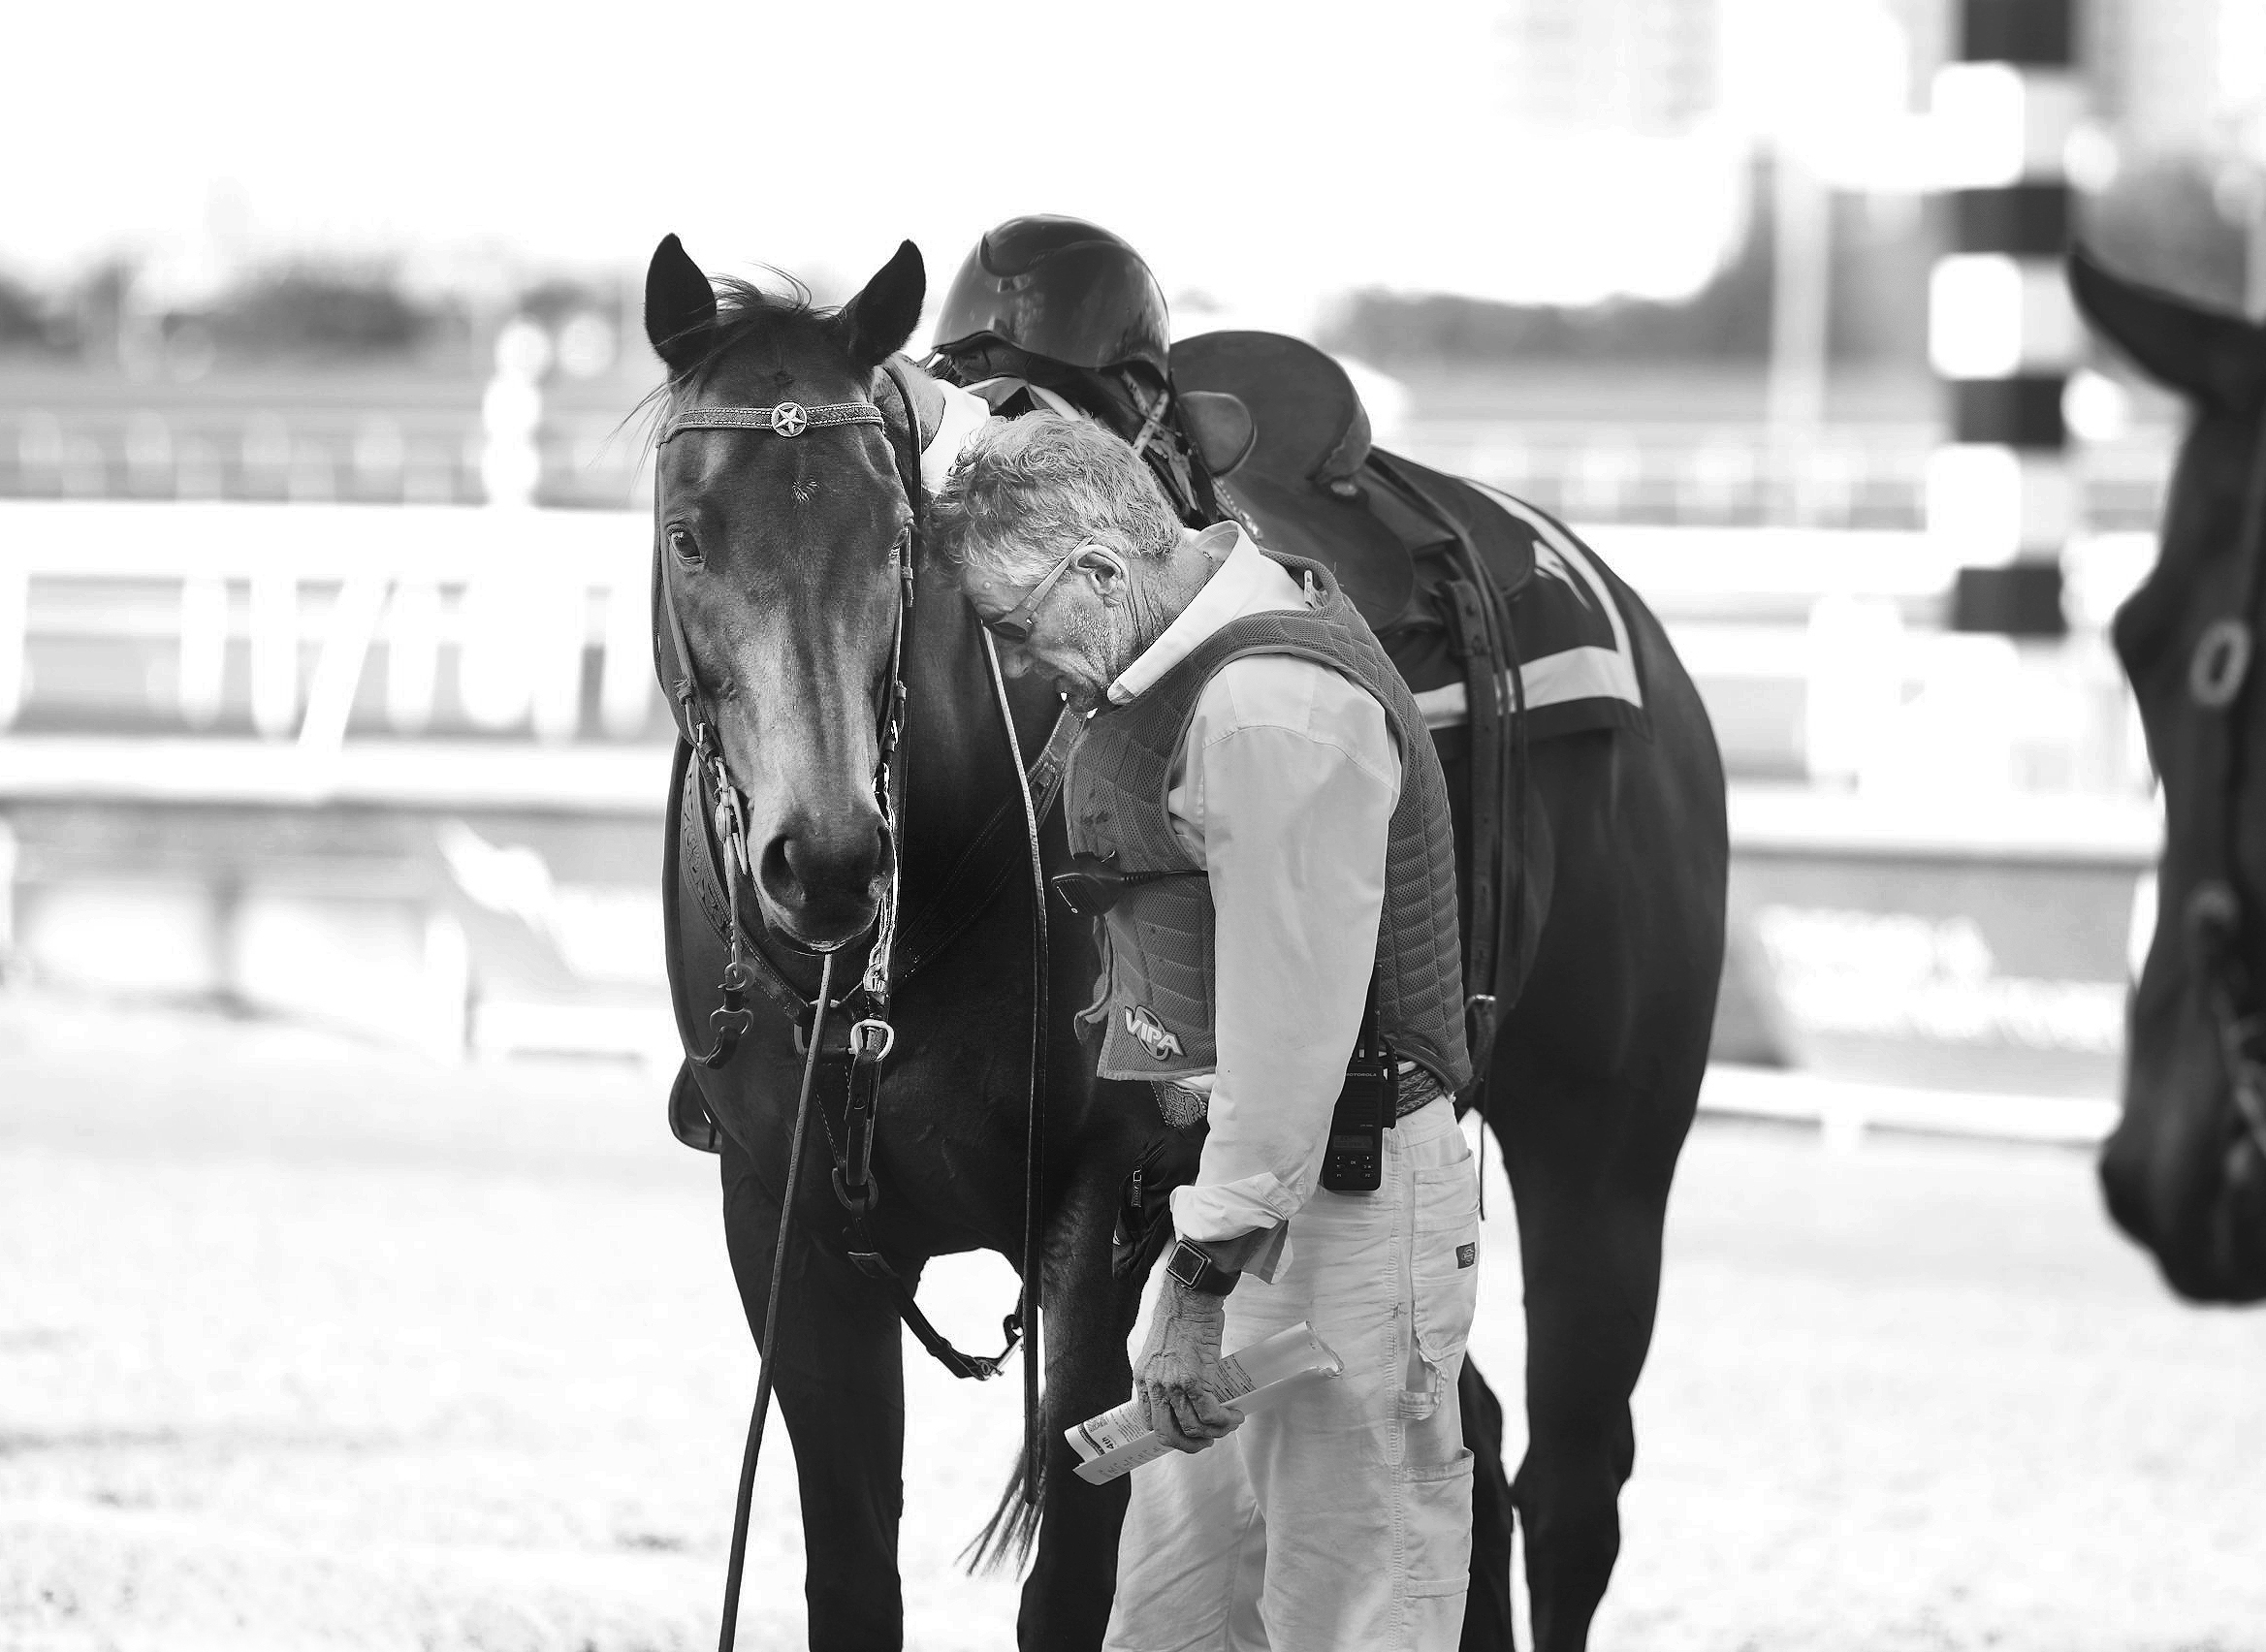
[928,413,1180,586]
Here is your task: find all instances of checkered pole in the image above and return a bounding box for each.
[1928,0,2083,636]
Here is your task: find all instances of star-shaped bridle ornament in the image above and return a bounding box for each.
[770,401,810,437]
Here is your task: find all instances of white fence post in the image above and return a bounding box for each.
[178,574,229,728]
[248,570,300,738]
[299,574,393,753]
[599,572,653,739]
[385,578,441,735]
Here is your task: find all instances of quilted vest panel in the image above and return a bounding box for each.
[1063,553,1472,1092]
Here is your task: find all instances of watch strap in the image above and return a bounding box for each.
[1166,1237,1239,1296]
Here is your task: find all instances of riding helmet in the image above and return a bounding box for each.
[932,215,1170,384]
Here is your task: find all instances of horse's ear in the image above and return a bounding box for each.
[645,234,718,375]
[837,239,925,366]
[2069,243,2266,417]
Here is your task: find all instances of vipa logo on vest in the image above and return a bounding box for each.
[1123,1005,1184,1063]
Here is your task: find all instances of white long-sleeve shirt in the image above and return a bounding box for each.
[1105,524,1404,1257]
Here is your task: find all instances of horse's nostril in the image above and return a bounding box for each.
[758,835,797,902]
[764,819,893,905]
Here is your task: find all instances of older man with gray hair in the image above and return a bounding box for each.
[930,413,1484,1651]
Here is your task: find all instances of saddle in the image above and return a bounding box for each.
[1167,331,1538,1089]
[1168,331,1533,632]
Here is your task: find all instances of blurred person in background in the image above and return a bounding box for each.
[930,413,1482,1652]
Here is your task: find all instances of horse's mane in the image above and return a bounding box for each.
[630,270,848,448]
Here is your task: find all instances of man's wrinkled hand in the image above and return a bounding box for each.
[1133,1277,1241,1453]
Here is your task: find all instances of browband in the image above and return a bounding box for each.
[661,400,883,443]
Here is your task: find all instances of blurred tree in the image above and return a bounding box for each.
[1830,192,1932,365]
[2077,154,2250,315]
[0,270,53,350]
[516,275,616,330]
[1320,232,1770,365]
[67,259,138,364]
[1321,158,1933,370]
[207,266,441,359]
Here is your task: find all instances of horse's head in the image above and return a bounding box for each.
[2072,246,2266,1301]
[645,234,925,952]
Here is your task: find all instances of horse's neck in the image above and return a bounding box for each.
[898,562,1055,899]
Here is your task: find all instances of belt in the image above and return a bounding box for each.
[1393,1063,1449,1121]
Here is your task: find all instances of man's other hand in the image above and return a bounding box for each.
[1133,1278,1241,1452]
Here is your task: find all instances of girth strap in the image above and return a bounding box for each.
[1368,452,1529,1080]
[1444,577,1505,1067]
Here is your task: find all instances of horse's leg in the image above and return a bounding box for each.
[1015,1153,1150,1652]
[1494,722,1723,1652]
[719,1130,910,1652]
[1457,1357,1518,1651]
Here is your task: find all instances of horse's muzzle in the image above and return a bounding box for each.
[758,818,892,948]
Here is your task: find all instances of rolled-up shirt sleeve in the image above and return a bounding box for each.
[1167,680,1402,1248]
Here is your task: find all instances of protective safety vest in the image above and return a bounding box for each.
[1063,554,1472,1094]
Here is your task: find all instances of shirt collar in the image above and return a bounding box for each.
[917,379,997,498]
[1107,524,1304,705]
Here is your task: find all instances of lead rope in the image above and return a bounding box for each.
[718,948,837,1652]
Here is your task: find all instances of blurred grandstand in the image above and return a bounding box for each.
[7,358,2183,530]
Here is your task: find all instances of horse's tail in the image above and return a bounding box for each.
[959,1443,1044,1573]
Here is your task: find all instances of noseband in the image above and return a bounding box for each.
[2174,411,2266,1161]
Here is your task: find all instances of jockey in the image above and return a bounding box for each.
[927,213,1214,522]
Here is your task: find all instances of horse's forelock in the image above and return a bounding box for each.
[630,270,866,451]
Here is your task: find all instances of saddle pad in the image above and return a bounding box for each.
[1385,478,1649,745]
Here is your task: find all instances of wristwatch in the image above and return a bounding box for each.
[1165,1237,1240,1296]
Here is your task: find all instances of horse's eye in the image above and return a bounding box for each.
[668,525,701,565]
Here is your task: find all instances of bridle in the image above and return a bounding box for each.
[652,362,1053,1649]
[2170,409,2266,1164]
[654,392,911,1071]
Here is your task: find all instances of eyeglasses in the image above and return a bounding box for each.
[979,542,1105,643]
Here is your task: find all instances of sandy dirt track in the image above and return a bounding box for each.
[3,994,2264,1652]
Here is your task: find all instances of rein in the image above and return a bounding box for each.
[653,365,1053,1649]
[2175,411,2266,1164]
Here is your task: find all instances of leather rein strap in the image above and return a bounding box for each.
[2181,412,2266,1162]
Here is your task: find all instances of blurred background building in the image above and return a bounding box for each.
[2,0,2263,1124]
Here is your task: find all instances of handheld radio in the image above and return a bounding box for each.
[1320,978,1394,1192]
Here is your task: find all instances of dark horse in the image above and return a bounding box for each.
[2071,247,2266,1303]
[645,233,1728,1649]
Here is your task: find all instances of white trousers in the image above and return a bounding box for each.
[1104,1099,1482,1652]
